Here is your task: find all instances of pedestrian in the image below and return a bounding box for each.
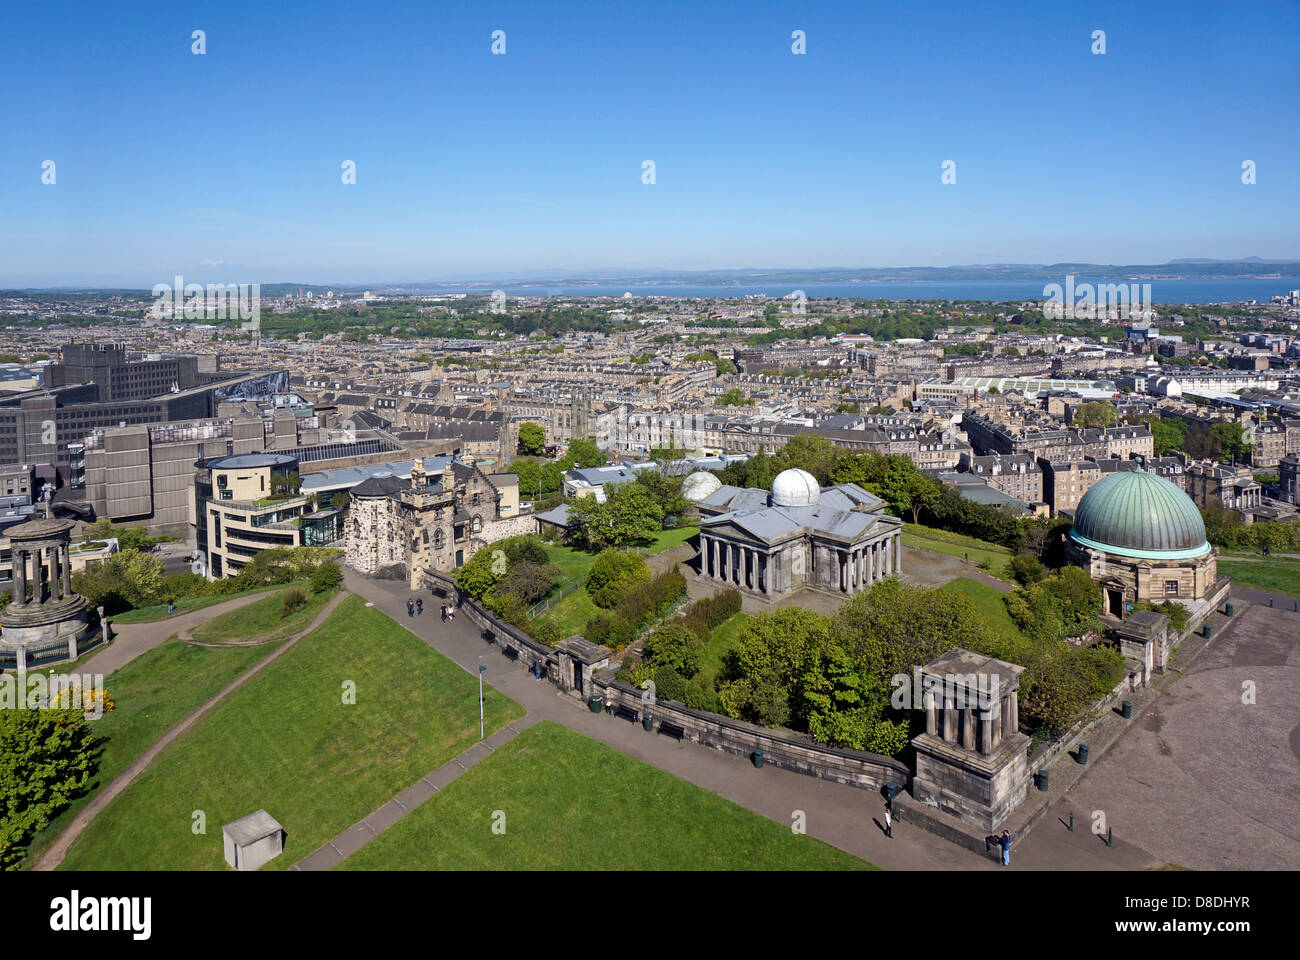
[441,604,448,622]
[998,829,1012,866]
[167,598,174,615]
[407,599,414,618]
[416,598,423,616]
[883,801,893,839]
[448,603,455,622]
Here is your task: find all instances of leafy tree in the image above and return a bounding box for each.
[567,482,664,549]
[643,623,704,679]
[330,490,350,511]
[517,422,547,456]
[454,546,504,599]
[585,549,651,609]
[0,706,101,869]
[1008,553,1046,585]
[716,388,751,407]
[1212,421,1251,462]
[562,437,607,469]
[1073,401,1117,429]
[493,560,559,604]
[309,560,343,593]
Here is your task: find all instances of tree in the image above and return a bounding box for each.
[517,422,546,456]
[330,490,350,511]
[1073,401,1117,429]
[643,623,704,679]
[563,437,607,469]
[567,482,664,549]
[585,549,651,608]
[309,560,343,593]
[1212,421,1251,462]
[716,388,751,407]
[1009,553,1046,585]
[0,706,101,868]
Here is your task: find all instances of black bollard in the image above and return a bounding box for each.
[1068,811,1074,832]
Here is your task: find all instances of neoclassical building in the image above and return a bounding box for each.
[696,468,903,599]
[1065,467,1219,619]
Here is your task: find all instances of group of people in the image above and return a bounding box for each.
[407,596,455,622]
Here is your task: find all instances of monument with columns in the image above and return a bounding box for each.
[0,517,92,670]
[695,468,903,601]
[908,648,1030,832]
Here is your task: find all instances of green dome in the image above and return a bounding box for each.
[1070,469,1210,560]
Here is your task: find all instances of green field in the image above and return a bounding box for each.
[109,584,288,624]
[902,524,1012,580]
[1218,558,1300,599]
[937,577,1027,645]
[643,524,699,555]
[20,633,296,867]
[338,721,874,871]
[59,595,524,870]
[188,586,333,644]
[700,612,752,686]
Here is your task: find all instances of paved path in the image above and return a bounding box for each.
[292,716,542,870]
[83,589,280,677]
[344,568,997,871]
[34,590,350,871]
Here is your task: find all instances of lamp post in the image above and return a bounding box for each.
[478,661,486,740]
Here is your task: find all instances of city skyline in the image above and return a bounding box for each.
[2,0,1297,286]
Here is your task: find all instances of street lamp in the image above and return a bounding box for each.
[478,661,487,740]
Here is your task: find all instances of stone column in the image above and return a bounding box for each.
[839,551,848,592]
[942,693,955,740]
[1006,690,1019,735]
[991,700,1003,748]
[54,546,64,599]
[865,542,874,584]
[895,534,902,572]
[12,549,24,605]
[732,544,741,586]
[962,707,975,750]
[924,691,937,736]
[979,710,993,757]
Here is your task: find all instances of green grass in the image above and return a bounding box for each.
[938,577,1027,645]
[20,634,294,868]
[59,596,524,870]
[902,523,1012,580]
[338,721,874,871]
[109,584,289,624]
[700,612,753,686]
[643,525,699,555]
[188,586,333,644]
[1218,557,1300,599]
[542,543,599,585]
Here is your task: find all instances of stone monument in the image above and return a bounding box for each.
[908,648,1031,832]
[0,517,91,670]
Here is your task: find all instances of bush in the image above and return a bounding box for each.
[309,560,343,593]
[643,623,704,679]
[681,674,720,712]
[684,588,741,630]
[281,587,308,617]
[1008,553,1045,585]
[495,560,560,603]
[584,611,633,648]
[533,620,562,647]
[586,549,651,609]
[651,664,686,703]
[502,536,549,566]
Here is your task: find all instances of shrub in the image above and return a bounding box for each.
[281,587,308,617]
[309,560,343,593]
[533,620,562,648]
[643,623,704,679]
[495,560,559,603]
[683,588,741,630]
[586,549,651,609]
[1009,553,1045,585]
[584,611,633,648]
[681,675,720,712]
[651,664,686,703]
[503,536,549,566]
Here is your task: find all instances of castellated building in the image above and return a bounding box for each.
[345,457,536,588]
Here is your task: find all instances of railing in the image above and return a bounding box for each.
[527,579,580,620]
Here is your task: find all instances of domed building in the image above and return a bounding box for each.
[1065,467,1219,619]
[681,470,722,504]
[695,469,903,600]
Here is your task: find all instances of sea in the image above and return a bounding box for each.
[466,278,1300,306]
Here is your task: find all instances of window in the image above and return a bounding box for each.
[1164,580,1180,596]
[434,529,443,549]
[472,492,481,506]
[471,515,482,535]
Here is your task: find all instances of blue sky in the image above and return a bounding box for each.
[1,0,1297,286]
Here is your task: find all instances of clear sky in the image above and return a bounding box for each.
[1,0,1297,286]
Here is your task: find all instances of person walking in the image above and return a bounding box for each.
[441,604,448,622]
[883,802,893,839]
[416,598,423,616]
[407,599,414,618]
[997,830,1012,866]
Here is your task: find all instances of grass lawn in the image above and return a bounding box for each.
[538,589,597,638]
[700,612,752,686]
[1218,557,1300,599]
[338,721,873,871]
[643,525,699,555]
[938,577,1028,646]
[20,634,295,868]
[542,543,599,585]
[59,595,524,870]
[109,584,287,624]
[902,523,1013,580]
[188,585,333,644]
